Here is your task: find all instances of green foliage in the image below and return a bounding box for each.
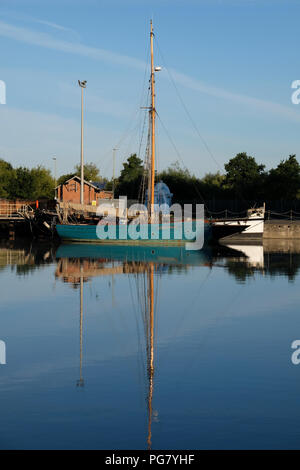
[57,163,102,187]
[105,180,113,191]
[201,171,225,187]
[10,166,55,200]
[0,159,55,200]
[115,154,144,199]
[159,161,200,201]
[74,162,100,181]
[266,155,300,200]
[10,167,34,199]
[164,161,191,178]
[1,151,300,204]
[0,159,14,198]
[57,173,75,186]
[119,154,144,180]
[224,152,265,199]
[30,166,55,199]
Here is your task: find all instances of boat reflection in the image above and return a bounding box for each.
[55,243,212,267]
[55,243,213,449]
[220,243,265,269]
[1,239,299,447]
[55,244,214,286]
[215,239,300,281]
[56,241,300,447]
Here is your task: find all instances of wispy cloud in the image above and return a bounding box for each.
[0,19,299,123]
[169,69,300,123]
[0,20,145,70]
[31,18,76,33]
[0,11,79,36]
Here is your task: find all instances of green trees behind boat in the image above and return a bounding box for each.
[114,154,144,199]
[115,152,300,203]
[1,152,300,203]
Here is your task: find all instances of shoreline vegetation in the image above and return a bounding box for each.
[1,152,300,211]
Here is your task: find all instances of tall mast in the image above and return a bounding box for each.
[150,20,156,219]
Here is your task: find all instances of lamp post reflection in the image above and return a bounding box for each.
[77,264,84,388]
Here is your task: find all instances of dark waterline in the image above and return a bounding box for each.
[0,240,300,449]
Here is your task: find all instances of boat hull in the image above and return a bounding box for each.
[212,217,264,242]
[56,220,212,246]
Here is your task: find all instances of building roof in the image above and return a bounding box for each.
[91,181,106,190]
[56,175,107,191]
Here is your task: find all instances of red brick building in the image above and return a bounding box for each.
[56,176,113,205]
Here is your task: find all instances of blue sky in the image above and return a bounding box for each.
[0,0,300,179]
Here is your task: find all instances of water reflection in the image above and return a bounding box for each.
[55,245,201,450]
[214,240,300,282]
[1,240,300,448]
[78,268,84,388]
[3,239,300,282]
[52,240,300,448]
[0,240,56,274]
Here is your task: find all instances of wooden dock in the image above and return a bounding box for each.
[0,202,34,220]
[0,202,35,240]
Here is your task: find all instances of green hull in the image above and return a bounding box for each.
[56,220,212,247]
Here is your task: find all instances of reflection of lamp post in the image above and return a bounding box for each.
[77,264,84,387]
[78,80,87,205]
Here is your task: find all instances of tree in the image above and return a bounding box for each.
[201,171,225,188]
[0,159,14,198]
[30,166,55,199]
[10,167,34,200]
[74,162,100,181]
[10,166,55,200]
[200,172,227,200]
[116,154,144,198]
[57,172,76,186]
[159,161,202,202]
[119,154,144,181]
[266,155,300,200]
[224,152,265,199]
[164,161,191,179]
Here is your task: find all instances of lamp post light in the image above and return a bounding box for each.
[78,80,87,205]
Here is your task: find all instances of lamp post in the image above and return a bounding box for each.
[112,147,117,197]
[78,80,87,205]
[52,156,57,198]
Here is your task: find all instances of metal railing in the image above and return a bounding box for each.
[206,209,300,220]
[0,203,34,218]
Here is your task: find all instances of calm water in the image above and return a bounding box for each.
[1,240,300,449]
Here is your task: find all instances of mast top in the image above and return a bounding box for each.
[150,19,154,36]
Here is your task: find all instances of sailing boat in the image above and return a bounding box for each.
[56,21,211,247]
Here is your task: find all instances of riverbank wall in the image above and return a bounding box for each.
[264,220,300,239]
